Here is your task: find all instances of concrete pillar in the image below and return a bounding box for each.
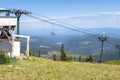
[12,35,14,57]
[26,36,30,57]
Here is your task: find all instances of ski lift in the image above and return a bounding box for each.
[51,32,56,35]
[51,23,56,35]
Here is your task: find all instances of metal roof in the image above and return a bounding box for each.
[0,8,10,11]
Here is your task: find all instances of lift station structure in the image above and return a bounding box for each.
[0,8,30,57]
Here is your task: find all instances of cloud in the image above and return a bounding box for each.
[20,11,120,29]
[81,41,92,45]
[39,45,50,48]
[56,42,63,45]
[96,11,120,15]
[50,11,120,28]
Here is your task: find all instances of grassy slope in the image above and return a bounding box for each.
[105,60,120,65]
[0,57,120,80]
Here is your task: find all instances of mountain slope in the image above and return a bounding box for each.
[20,28,120,61]
[0,57,120,80]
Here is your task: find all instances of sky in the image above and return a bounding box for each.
[1,0,120,33]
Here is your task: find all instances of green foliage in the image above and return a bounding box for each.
[79,55,82,62]
[67,56,72,62]
[89,55,94,62]
[105,60,120,65]
[10,57,16,63]
[38,51,42,57]
[85,57,89,62]
[3,49,11,64]
[0,51,5,64]
[60,44,68,61]
[4,53,10,63]
[85,55,94,62]
[0,49,16,64]
[52,54,57,61]
[29,50,34,56]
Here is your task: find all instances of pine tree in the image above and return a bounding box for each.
[52,54,57,61]
[79,55,82,62]
[38,51,41,57]
[85,55,94,62]
[29,50,33,56]
[85,57,89,62]
[89,55,94,62]
[67,56,72,61]
[60,44,67,61]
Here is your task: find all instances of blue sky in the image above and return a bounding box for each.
[1,0,120,15]
[1,0,120,32]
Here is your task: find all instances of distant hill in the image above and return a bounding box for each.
[21,28,120,61]
[21,27,120,38]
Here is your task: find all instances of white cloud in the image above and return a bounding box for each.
[39,45,50,48]
[96,11,120,15]
[81,41,92,45]
[20,11,120,29]
[56,42,63,45]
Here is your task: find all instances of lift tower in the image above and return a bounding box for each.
[98,34,107,63]
[10,9,31,35]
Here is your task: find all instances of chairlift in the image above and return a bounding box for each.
[51,23,56,36]
[51,32,56,35]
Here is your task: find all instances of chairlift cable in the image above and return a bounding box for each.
[32,12,99,37]
[26,14,98,37]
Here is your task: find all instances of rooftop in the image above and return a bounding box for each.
[0,8,10,11]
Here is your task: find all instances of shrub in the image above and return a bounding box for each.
[0,51,6,64]
[4,52,11,63]
[79,55,82,62]
[85,55,94,62]
[67,56,72,62]
[52,54,57,61]
[0,50,16,64]
[89,55,94,62]
[29,50,34,56]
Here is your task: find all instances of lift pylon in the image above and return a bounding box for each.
[98,34,107,63]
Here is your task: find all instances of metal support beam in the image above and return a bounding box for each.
[98,35,107,63]
[10,9,31,35]
[26,37,30,57]
[13,35,30,57]
[15,13,22,35]
[1,8,31,35]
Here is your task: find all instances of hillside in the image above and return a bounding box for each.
[0,57,120,80]
[21,33,120,61]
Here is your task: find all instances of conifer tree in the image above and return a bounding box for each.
[85,55,94,62]
[89,55,94,62]
[60,44,67,61]
[52,54,57,61]
[38,50,41,57]
[79,55,82,62]
[67,56,72,61]
[29,50,34,56]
